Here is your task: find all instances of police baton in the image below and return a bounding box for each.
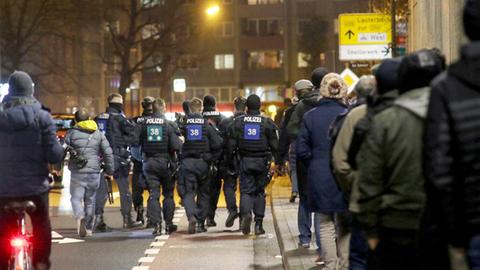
[105,175,114,205]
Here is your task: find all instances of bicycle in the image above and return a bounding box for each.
[3,201,36,270]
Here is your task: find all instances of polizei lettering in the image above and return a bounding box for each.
[146,118,165,124]
[244,116,262,123]
[186,118,205,124]
[203,111,220,116]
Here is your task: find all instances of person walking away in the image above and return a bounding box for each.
[94,93,142,230]
[131,96,155,226]
[65,109,114,237]
[218,96,247,228]
[354,50,445,270]
[423,2,480,268]
[180,98,223,234]
[229,94,279,235]
[139,99,182,235]
[0,71,64,270]
[202,95,226,227]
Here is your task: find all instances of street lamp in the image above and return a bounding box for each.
[206,5,220,17]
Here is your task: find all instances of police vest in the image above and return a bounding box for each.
[238,115,268,155]
[101,112,130,156]
[96,113,110,135]
[142,117,168,156]
[182,116,208,157]
[202,111,222,126]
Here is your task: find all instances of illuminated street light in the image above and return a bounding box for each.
[206,5,220,16]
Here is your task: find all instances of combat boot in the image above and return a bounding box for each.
[136,205,145,225]
[206,217,216,227]
[255,221,265,235]
[123,214,143,229]
[241,215,252,235]
[196,222,207,233]
[225,211,239,228]
[188,217,197,234]
[166,224,178,235]
[94,214,112,232]
[152,223,162,236]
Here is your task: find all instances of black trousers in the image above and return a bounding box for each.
[181,158,210,222]
[143,157,174,225]
[239,157,267,222]
[0,192,51,269]
[132,159,145,210]
[368,228,419,270]
[208,165,238,219]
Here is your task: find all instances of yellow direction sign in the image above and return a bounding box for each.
[339,13,392,61]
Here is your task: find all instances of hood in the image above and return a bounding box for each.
[394,87,431,119]
[0,97,42,131]
[75,120,98,133]
[302,90,320,107]
[449,42,480,88]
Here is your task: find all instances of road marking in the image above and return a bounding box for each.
[51,231,63,239]
[173,213,183,218]
[175,208,186,213]
[138,257,155,263]
[155,235,169,240]
[145,248,160,255]
[132,266,149,270]
[57,238,85,244]
[172,218,181,223]
[150,241,165,247]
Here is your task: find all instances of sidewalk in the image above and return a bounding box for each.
[269,176,321,270]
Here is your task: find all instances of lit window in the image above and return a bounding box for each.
[298,52,311,68]
[215,54,234,70]
[248,0,283,4]
[246,50,284,69]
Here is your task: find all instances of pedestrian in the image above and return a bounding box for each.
[229,94,279,235]
[94,93,142,230]
[0,71,64,270]
[331,75,376,270]
[354,50,445,270]
[180,97,223,234]
[131,96,155,226]
[202,95,226,227]
[218,96,247,228]
[297,73,350,269]
[139,98,182,235]
[423,1,480,268]
[65,109,114,237]
[274,97,292,127]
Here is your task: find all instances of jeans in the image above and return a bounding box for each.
[288,142,299,193]
[70,173,101,230]
[0,192,51,268]
[315,212,351,270]
[469,234,480,270]
[349,218,368,270]
[298,196,312,245]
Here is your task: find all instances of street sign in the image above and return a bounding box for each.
[339,13,392,61]
[340,68,360,93]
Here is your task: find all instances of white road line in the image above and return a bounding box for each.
[150,241,165,247]
[175,208,186,213]
[132,266,149,270]
[138,257,155,263]
[155,235,169,240]
[51,231,63,239]
[173,213,183,218]
[145,249,160,255]
[172,218,181,223]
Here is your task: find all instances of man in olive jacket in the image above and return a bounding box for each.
[355,50,445,270]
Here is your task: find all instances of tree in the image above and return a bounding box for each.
[102,0,193,99]
[370,0,409,18]
[298,17,329,71]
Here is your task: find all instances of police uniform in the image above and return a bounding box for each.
[217,111,245,227]
[94,105,141,229]
[180,113,223,234]
[140,113,182,235]
[202,108,226,226]
[229,101,278,235]
[131,111,152,224]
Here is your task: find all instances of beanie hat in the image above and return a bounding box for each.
[397,49,446,93]
[464,0,480,41]
[142,96,155,108]
[203,95,216,111]
[246,94,261,111]
[375,58,401,95]
[8,71,34,97]
[294,80,314,92]
[319,73,348,100]
[108,93,123,104]
[354,75,376,98]
[311,67,329,88]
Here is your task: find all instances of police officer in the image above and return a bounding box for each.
[94,93,142,230]
[217,97,246,228]
[139,99,182,235]
[131,96,155,225]
[229,94,279,235]
[202,95,226,227]
[180,98,223,234]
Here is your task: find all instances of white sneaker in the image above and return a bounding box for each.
[86,230,93,236]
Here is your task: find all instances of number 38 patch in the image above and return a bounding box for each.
[147,125,163,142]
[244,124,260,140]
[187,125,202,141]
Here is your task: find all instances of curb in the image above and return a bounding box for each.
[269,180,290,270]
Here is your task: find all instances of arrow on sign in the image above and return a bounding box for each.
[345,30,355,40]
[382,46,391,56]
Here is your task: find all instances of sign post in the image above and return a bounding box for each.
[339,13,392,61]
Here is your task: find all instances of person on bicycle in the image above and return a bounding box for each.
[65,109,114,237]
[0,71,64,270]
